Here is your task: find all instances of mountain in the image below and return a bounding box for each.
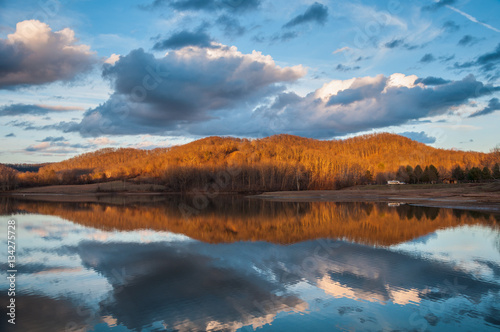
[6,133,500,191]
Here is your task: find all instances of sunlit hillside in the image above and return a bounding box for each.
[2,133,499,191]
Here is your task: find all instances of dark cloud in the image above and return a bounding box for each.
[5,133,15,137]
[415,76,451,85]
[141,0,260,12]
[422,0,456,11]
[66,46,305,137]
[355,56,372,62]
[0,20,97,89]
[454,43,500,73]
[384,38,418,50]
[40,70,499,139]
[335,64,361,72]
[326,77,386,106]
[439,54,455,63]
[153,30,214,50]
[6,120,34,129]
[271,31,299,42]
[419,53,436,63]
[283,2,328,29]
[458,35,479,47]
[477,43,500,66]
[215,15,246,37]
[249,74,500,138]
[469,98,500,118]
[399,131,437,144]
[39,136,66,142]
[0,103,79,116]
[384,39,404,49]
[442,20,460,33]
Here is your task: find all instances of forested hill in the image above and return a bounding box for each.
[2,133,500,191]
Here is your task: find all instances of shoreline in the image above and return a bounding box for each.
[254,183,500,214]
[3,182,500,214]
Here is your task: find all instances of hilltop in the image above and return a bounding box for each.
[1,133,499,192]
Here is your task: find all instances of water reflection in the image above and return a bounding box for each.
[0,196,499,331]
[1,195,498,246]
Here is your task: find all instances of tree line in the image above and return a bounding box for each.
[1,133,499,192]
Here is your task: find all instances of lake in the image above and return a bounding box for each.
[1,195,499,331]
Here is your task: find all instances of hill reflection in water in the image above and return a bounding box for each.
[1,196,500,331]
[3,195,498,246]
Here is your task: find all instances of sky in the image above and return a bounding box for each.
[0,0,499,163]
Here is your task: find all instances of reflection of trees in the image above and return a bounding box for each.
[5,197,499,246]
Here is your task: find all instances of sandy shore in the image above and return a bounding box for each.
[254,183,500,213]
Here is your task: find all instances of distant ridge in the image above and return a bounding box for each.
[2,133,498,191]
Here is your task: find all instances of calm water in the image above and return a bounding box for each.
[0,195,499,332]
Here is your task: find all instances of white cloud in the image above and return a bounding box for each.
[0,20,97,89]
[105,53,120,65]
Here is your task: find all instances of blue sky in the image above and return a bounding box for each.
[0,0,499,163]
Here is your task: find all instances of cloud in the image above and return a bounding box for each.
[39,136,66,142]
[454,43,500,72]
[476,43,500,67]
[399,131,437,144]
[422,0,456,12]
[153,29,214,50]
[0,103,82,116]
[5,133,15,137]
[332,46,350,54]
[270,31,299,43]
[41,71,499,139]
[415,76,451,85]
[283,2,328,29]
[335,64,360,72]
[469,98,500,118]
[249,73,499,138]
[87,137,117,146]
[25,139,93,153]
[457,35,479,47]
[0,20,97,89]
[384,38,418,50]
[105,53,121,65]
[216,15,246,37]
[419,53,436,63]
[68,44,305,137]
[25,142,52,152]
[141,0,260,13]
[384,39,404,49]
[442,20,460,33]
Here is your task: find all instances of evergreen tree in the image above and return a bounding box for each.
[396,166,409,183]
[451,165,465,181]
[468,167,482,182]
[493,163,500,179]
[414,165,423,183]
[422,166,430,183]
[428,165,439,182]
[406,165,415,184]
[482,167,492,180]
